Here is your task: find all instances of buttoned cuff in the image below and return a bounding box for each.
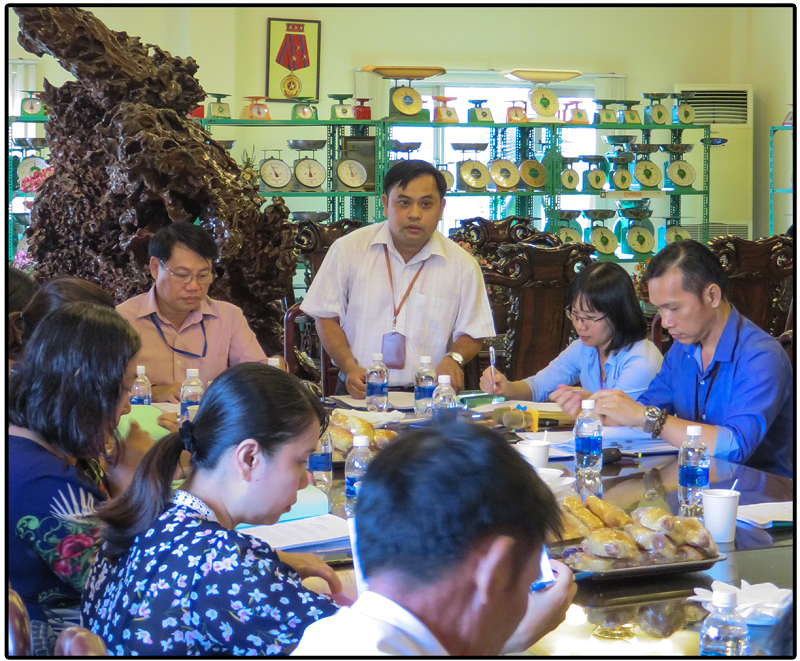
[711,425,737,462]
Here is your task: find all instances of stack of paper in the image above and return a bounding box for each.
[736,501,793,529]
[331,393,415,411]
[244,513,351,552]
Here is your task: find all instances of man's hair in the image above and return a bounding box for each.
[383,159,447,200]
[355,422,561,584]
[148,222,219,263]
[642,239,728,301]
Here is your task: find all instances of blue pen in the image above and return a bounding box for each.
[530,547,556,592]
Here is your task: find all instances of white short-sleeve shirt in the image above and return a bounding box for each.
[300,222,496,386]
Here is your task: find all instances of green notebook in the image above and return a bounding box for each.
[117,404,172,441]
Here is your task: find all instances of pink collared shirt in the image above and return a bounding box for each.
[117,286,267,386]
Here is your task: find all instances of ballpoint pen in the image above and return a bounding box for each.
[489,346,501,404]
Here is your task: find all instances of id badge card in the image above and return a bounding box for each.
[381,331,406,370]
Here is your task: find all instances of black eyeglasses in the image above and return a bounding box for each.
[159,260,215,285]
[565,308,607,325]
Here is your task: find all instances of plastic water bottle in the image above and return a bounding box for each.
[180,368,204,423]
[431,375,458,410]
[699,590,750,656]
[414,356,437,418]
[308,431,333,495]
[129,366,151,405]
[345,435,375,519]
[679,425,711,518]
[574,400,603,474]
[366,353,389,412]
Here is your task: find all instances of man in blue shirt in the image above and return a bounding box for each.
[593,240,793,478]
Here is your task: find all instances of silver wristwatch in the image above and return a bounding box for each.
[642,406,662,434]
[445,351,464,367]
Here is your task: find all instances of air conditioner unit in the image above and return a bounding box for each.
[674,84,753,240]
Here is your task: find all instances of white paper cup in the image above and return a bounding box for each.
[187,405,199,422]
[516,440,550,468]
[701,489,740,543]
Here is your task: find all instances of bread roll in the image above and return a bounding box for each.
[328,426,353,453]
[677,517,718,557]
[329,411,375,441]
[562,496,604,531]
[585,494,633,528]
[583,529,639,559]
[372,428,397,450]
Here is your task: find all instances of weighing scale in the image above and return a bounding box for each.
[17,154,48,182]
[558,157,581,191]
[670,92,696,125]
[362,66,446,122]
[354,98,372,120]
[617,100,642,125]
[19,91,46,118]
[207,93,231,119]
[628,144,662,190]
[564,101,590,124]
[436,164,455,191]
[500,69,581,122]
[614,207,656,259]
[518,158,546,190]
[593,99,618,125]
[530,87,560,120]
[292,212,331,223]
[287,139,327,191]
[329,93,354,120]
[468,100,494,124]
[554,210,583,244]
[506,101,528,124]
[259,150,293,192]
[333,155,369,191]
[642,93,669,125]
[656,216,692,251]
[433,96,459,123]
[292,97,318,121]
[390,140,421,160]
[488,159,521,192]
[240,96,271,120]
[453,143,490,192]
[583,210,618,257]
[580,156,608,192]
[601,135,637,190]
[659,144,696,191]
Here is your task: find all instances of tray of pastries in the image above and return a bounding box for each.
[548,496,724,580]
[327,409,398,465]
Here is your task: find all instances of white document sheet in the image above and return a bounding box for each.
[243,514,350,551]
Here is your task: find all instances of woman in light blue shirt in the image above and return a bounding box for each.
[480,262,662,418]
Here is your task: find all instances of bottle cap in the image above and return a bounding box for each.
[687,425,702,436]
[372,353,383,361]
[267,358,281,367]
[582,400,596,410]
[187,368,199,378]
[353,435,370,447]
[420,356,432,364]
[137,365,146,375]
[711,590,737,608]
[438,375,451,384]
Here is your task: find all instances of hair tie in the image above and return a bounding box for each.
[179,420,196,454]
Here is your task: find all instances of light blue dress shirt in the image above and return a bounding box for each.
[522,338,663,403]
[639,307,794,478]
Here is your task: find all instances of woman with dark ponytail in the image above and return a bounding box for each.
[81,362,343,655]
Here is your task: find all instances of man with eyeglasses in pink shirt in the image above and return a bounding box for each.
[117,224,283,403]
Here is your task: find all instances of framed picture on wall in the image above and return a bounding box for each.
[266,18,321,102]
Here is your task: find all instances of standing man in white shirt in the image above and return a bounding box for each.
[300,160,495,396]
[293,422,576,656]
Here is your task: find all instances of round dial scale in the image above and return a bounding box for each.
[489,160,520,189]
[21,97,42,115]
[250,103,270,119]
[586,169,607,190]
[557,227,583,244]
[519,159,546,188]
[560,168,580,190]
[634,160,662,187]
[666,225,691,244]
[530,88,559,117]
[18,155,48,180]
[667,160,696,187]
[612,169,632,189]
[459,160,491,189]
[294,158,326,188]
[260,159,292,189]
[336,159,368,188]
[438,168,455,190]
[591,226,618,254]
[294,104,315,120]
[649,104,668,124]
[676,103,695,124]
[392,87,423,115]
[627,226,656,254]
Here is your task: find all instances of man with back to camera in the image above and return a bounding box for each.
[117,223,284,403]
[293,422,577,656]
[300,159,496,396]
[592,240,793,478]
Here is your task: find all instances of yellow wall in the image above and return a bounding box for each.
[8,6,794,236]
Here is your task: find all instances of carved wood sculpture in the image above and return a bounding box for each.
[483,242,595,380]
[15,7,296,356]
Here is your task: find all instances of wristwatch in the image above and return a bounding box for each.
[445,351,464,367]
[642,406,662,435]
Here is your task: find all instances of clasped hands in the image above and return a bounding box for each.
[343,355,463,399]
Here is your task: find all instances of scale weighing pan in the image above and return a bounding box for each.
[391,140,422,152]
[581,155,607,164]
[14,138,48,149]
[701,138,728,147]
[362,66,446,80]
[617,198,651,210]
[214,140,236,150]
[602,135,637,146]
[627,144,661,155]
[619,208,653,221]
[287,140,327,151]
[291,212,331,223]
[451,143,488,152]
[559,210,581,221]
[669,92,696,100]
[642,93,670,100]
[607,152,636,165]
[500,69,581,83]
[659,144,694,155]
[583,209,616,221]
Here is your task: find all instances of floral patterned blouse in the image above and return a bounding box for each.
[81,491,339,655]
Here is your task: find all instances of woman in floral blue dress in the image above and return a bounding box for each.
[82,363,343,655]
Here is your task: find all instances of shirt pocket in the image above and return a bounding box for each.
[406,291,459,348]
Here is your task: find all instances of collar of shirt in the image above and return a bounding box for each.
[171,489,218,522]
[684,306,741,373]
[370,221,447,267]
[135,285,218,329]
[350,591,449,655]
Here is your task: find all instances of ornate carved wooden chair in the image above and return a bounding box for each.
[483,242,595,381]
[8,586,32,656]
[55,627,108,656]
[284,218,362,397]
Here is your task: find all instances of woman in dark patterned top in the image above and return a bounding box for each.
[81,363,343,655]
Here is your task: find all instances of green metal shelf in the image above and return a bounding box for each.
[442,190,547,197]
[769,125,793,235]
[9,115,49,124]
[383,120,709,131]
[258,190,376,198]
[200,118,378,128]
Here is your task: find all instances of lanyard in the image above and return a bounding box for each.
[384,245,425,333]
[692,313,743,421]
[150,313,208,359]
